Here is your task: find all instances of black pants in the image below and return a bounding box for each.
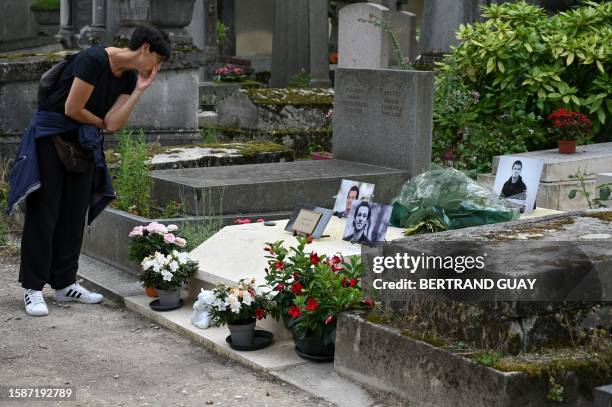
[19,137,94,291]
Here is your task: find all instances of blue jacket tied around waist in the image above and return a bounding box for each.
[7,110,116,225]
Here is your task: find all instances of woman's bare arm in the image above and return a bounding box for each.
[64,77,105,129]
[103,64,160,132]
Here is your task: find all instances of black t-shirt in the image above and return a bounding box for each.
[39,45,137,120]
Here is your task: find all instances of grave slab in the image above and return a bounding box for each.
[333,68,434,176]
[187,208,558,298]
[150,159,409,215]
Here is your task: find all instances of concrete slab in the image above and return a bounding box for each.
[124,295,307,373]
[150,159,409,215]
[491,142,612,182]
[271,363,375,407]
[187,209,557,300]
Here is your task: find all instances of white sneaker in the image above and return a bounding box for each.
[55,282,103,304]
[24,289,49,317]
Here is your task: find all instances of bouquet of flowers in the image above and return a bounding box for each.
[213,64,247,82]
[547,108,592,141]
[128,222,187,263]
[140,250,199,290]
[264,237,374,344]
[201,278,274,326]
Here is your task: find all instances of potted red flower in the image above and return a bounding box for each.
[264,237,374,361]
[547,108,592,154]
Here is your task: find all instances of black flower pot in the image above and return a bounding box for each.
[291,330,334,362]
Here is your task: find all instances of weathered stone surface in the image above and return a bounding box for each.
[270,0,310,87]
[145,144,294,170]
[374,211,612,351]
[335,312,605,407]
[199,81,243,108]
[389,10,418,63]
[333,67,434,175]
[216,88,333,131]
[420,0,483,53]
[150,159,409,215]
[338,3,390,69]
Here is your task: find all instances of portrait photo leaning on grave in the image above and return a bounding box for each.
[343,201,372,244]
[500,159,527,213]
[7,26,171,317]
[334,185,360,218]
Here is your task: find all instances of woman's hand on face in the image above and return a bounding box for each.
[136,63,160,92]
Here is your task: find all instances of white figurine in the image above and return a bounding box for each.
[191,289,214,329]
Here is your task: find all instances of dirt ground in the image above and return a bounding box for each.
[0,251,332,407]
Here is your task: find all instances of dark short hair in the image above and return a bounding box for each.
[512,160,523,169]
[129,26,172,61]
[347,185,360,198]
[354,201,371,219]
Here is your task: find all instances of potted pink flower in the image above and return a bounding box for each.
[128,222,189,296]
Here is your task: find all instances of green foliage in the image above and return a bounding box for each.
[287,69,312,88]
[114,128,151,217]
[568,167,612,208]
[208,279,275,325]
[474,351,503,366]
[139,251,199,290]
[434,1,612,171]
[215,20,228,54]
[548,375,565,402]
[264,237,373,344]
[359,14,410,69]
[31,0,60,11]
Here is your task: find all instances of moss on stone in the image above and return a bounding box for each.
[214,125,332,138]
[246,88,333,106]
[0,51,66,63]
[402,330,449,348]
[584,211,612,222]
[199,141,291,157]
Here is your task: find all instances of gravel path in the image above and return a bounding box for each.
[0,251,332,407]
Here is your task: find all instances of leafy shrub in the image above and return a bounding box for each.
[114,128,151,217]
[31,0,60,11]
[434,1,612,171]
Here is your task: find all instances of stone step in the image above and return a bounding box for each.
[150,159,409,216]
[491,142,612,182]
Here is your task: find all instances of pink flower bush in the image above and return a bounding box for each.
[128,222,190,263]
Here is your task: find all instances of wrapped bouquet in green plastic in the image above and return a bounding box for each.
[390,165,520,235]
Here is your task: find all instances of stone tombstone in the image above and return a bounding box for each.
[333,67,434,175]
[420,0,487,53]
[389,10,417,63]
[270,0,311,87]
[338,3,390,69]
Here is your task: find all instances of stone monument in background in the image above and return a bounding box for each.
[338,3,417,69]
[270,0,331,88]
[333,67,434,176]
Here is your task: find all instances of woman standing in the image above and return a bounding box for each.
[8,27,171,316]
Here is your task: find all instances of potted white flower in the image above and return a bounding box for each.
[201,279,274,346]
[140,250,199,310]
